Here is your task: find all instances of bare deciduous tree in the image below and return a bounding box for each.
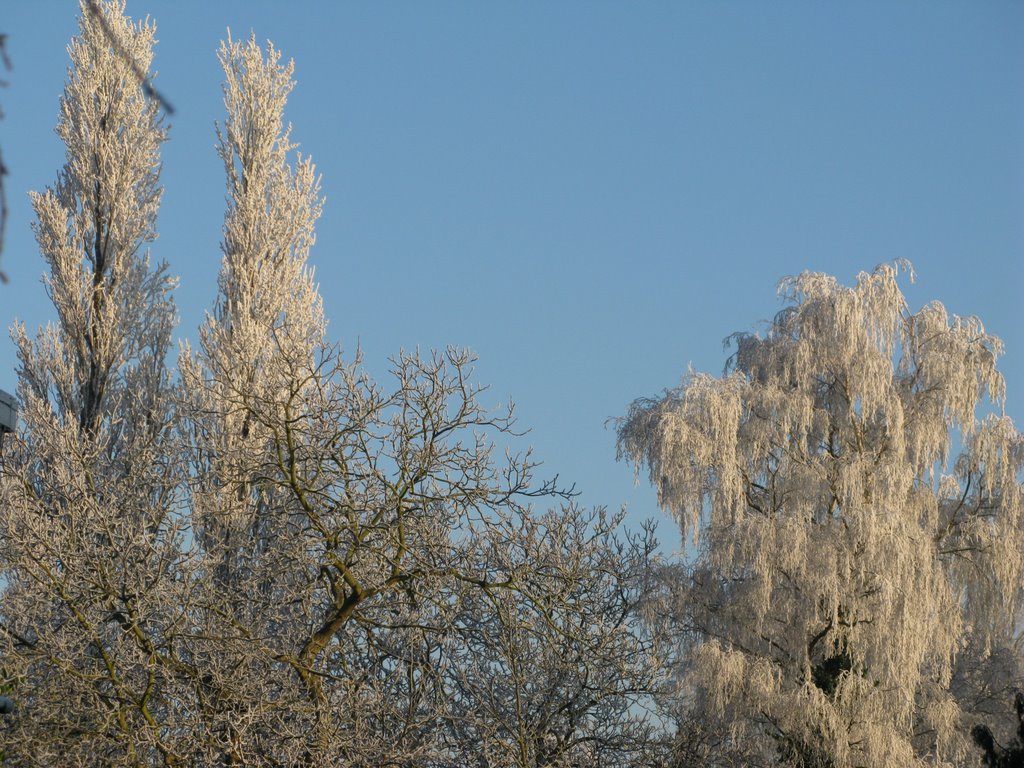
[619,263,1024,767]
[443,506,662,768]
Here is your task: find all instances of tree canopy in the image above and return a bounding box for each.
[0,2,1020,766]
[0,3,659,765]
[619,262,1024,766]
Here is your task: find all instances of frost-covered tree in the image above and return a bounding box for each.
[179,32,654,767]
[619,263,1024,767]
[175,32,328,764]
[0,1,184,763]
[1,4,666,765]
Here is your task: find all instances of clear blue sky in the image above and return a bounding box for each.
[2,2,1022,549]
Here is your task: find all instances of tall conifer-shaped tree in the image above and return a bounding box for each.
[177,33,329,763]
[0,1,183,763]
[183,33,324,572]
[178,35,622,765]
[619,263,1024,767]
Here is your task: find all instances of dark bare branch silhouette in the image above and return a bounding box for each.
[83,0,174,116]
[0,3,173,286]
[0,32,10,283]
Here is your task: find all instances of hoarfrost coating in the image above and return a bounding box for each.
[0,2,661,765]
[619,262,1023,767]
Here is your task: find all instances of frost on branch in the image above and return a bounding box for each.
[619,262,1024,767]
[173,32,655,766]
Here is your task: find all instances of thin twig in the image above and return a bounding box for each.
[0,33,10,283]
[83,0,175,116]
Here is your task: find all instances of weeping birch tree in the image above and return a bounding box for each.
[0,1,185,763]
[619,263,1024,767]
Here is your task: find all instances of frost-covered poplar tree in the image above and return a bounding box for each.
[619,263,1024,767]
[0,1,184,764]
[177,32,329,763]
[177,34,583,765]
